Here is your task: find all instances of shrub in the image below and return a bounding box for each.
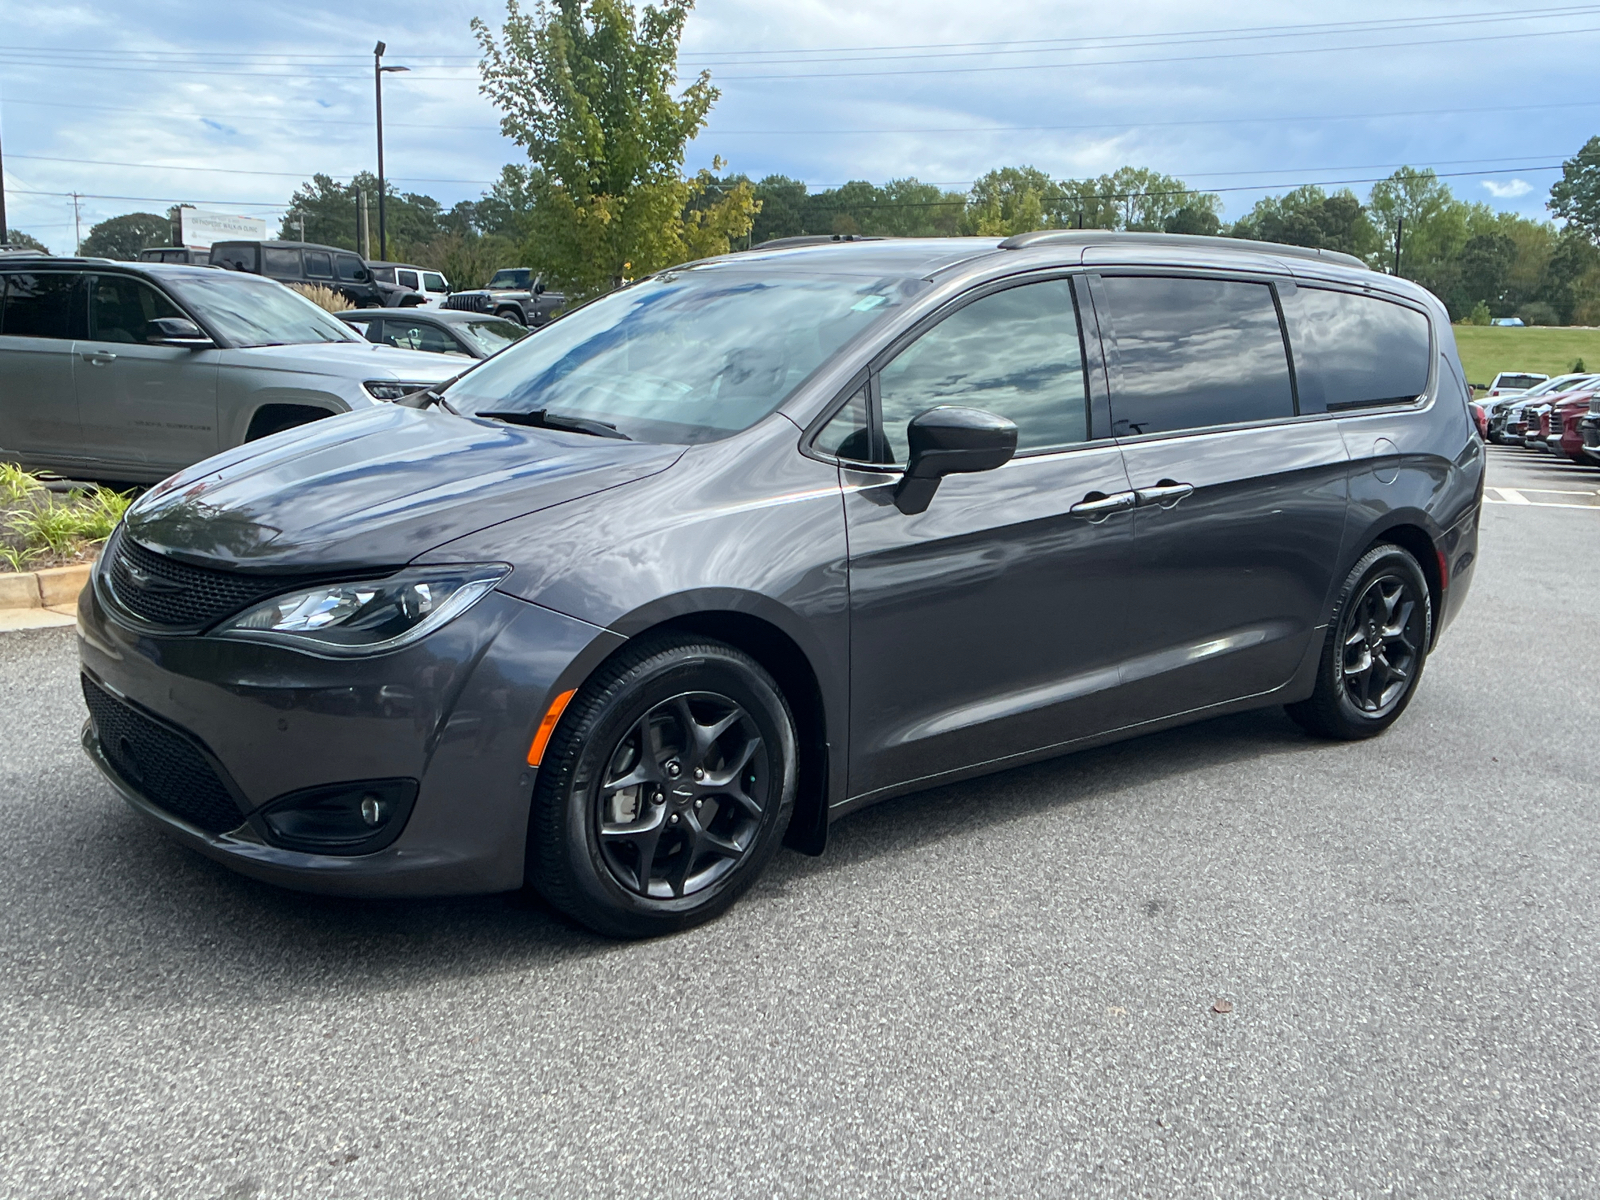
[1465,300,1492,326]
[1,465,133,572]
[289,283,348,313]
[1514,301,1561,327]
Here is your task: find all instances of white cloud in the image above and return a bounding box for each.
[1481,178,1534,199]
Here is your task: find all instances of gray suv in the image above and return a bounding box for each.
[0,257,462,482]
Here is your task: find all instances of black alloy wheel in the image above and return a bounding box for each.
[596,691,770,900]
[528,636,796,938]
[1287,543,1433,740]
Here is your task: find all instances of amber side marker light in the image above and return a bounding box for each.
[527,689,577,766]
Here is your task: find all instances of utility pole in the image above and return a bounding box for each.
[0,119,8,244]
[358,189,371,260]
[374,41,410,263]
[1393,216,1404,276]
[72,192,81,253]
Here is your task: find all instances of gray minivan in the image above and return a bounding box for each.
[79,232,1483,937]
[0,257,462,482]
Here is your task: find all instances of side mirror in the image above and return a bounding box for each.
[895,406,1018,515]
[533,280,546,295]
[146,317,214,349]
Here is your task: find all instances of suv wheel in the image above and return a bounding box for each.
[528,636,797,938]
[1287,543,1433,740]
[495,307,526,326]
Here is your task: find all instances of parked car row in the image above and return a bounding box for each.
[0,255,461,482]
[1472,371,1600,467]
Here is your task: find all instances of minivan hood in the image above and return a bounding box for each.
[124,406,684,572]
[229,341,465,382]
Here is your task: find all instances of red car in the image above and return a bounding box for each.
[1546,389,1600,463]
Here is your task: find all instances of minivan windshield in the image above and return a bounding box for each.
[163,272,364,348]
[444,266,922,443]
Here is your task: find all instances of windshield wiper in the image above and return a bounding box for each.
[473,409,631,440]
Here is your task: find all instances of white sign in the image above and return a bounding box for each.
[180,207,268,249]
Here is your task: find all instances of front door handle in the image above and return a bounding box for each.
[80,351,118,366]
[1135,481,1195,509]
[1069,490,1137,521]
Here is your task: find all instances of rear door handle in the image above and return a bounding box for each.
[1069,490,1137,521]
[80,351,118,366]
[1134,481,1194,509]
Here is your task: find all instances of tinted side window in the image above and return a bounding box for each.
[1,273,82,340]
[423,273,448,293]
[336,254,366,282]
[1284,288,1432,413]
[262,247,301,278]
[1102,276,1294,436]
[814,384,875,462]
[398,270,419,290]
[878,278,1087,462]
[303,251,333,279]
[89,276,183,344]
[211,244,258,272]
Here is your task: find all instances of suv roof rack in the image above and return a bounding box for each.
[750,234,888,251]
[997,229,1370,271]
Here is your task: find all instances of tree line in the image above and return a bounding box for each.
[58,0,1600,327]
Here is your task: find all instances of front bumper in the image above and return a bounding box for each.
[78,573,621,897]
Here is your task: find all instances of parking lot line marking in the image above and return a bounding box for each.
[1484,495,1600,510]
[1491,487,1532,504]
[1500,485,1600,495]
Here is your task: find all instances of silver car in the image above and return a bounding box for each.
[0,257,462,483]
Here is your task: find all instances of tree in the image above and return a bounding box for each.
[474,0,758,296]
[1549,135,1600,241]
[1164,206,1220,236]
[4,230,48,252]
[1231,185,1377,257]
[279,172,443,253]
[963,167,1070,236]
[79,212,171,259]
[1057,167,1219,232]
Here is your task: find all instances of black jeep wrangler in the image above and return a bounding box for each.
[442,268,564,326]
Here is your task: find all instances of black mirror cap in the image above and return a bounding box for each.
[146,317,214,348]
[896,406,1017,514]
[534,280,547,295]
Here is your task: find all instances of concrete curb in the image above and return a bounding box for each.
[0,562,93,632]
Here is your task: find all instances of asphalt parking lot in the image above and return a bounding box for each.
[2,445,1596,1199]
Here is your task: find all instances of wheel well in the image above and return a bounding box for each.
[1365,523,1443,642]
[245,404,332,442]
[636,611,830,855]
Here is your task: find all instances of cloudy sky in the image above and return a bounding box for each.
[2,0,1595,252]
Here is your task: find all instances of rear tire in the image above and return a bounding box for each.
[1286,544,1433,741]
[528,636,796,939]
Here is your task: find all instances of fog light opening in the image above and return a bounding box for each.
[256,779,418,855]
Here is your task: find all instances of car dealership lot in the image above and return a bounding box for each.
[1,461,1596,1198]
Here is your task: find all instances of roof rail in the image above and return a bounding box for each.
[997,229,1370,271]
[749,234,888,251]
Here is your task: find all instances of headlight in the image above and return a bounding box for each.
[214,564,509,656]
[363,380,437,401]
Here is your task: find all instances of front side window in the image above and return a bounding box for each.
[1102,275,1294,436]
[398,270,419,290]
[162,272,362,348]
[262,247,301,279]
[381,320,469,357]
[1284,288,1432,413]
[814,384,874,462]
[444,266,924,444]
[0,273,82,340]
[336,255,367,282]
[423,273,448,294]
[89,276,183,344]
[877,278,1087,463]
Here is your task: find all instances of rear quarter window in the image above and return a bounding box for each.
[262,247,301,279]
[1282,287,1432,413]
[0,273,82,339]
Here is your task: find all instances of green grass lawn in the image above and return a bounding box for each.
[1453,325,1600,389]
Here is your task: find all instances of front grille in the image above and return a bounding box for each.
[443,291,492,314]
[106,529,316,631]
[82,676,244,834]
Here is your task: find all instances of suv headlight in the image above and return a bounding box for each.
[214,564,509,656]
[363,380,436,401]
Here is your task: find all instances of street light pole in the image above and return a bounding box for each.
[373,41,409,263]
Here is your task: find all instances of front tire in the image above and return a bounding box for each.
[1287,544,1433,740]
[528,636,797,938]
